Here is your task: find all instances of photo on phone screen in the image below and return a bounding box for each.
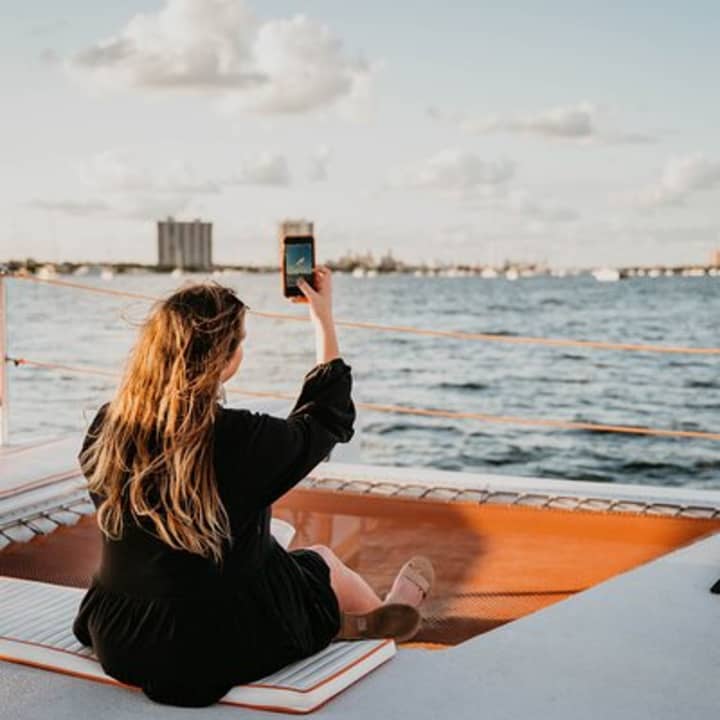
[284,239,314,292]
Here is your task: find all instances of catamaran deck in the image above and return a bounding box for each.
[1,432,719,718]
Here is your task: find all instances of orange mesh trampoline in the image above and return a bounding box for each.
[2,484,718,649]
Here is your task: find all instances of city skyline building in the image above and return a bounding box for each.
[157,217,212,270]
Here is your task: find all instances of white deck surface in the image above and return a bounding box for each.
[2,529,718,719]
[1,420,719,719]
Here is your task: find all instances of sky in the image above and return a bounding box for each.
[1,0,719,268]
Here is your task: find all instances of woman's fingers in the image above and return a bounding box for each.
[297,276,317,298]
[314,266,331,291]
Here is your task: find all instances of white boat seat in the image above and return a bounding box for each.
[0,576,395,714]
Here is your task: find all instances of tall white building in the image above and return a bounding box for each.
[157,218,212,270]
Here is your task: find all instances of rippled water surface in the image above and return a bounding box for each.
[5,272,720,488]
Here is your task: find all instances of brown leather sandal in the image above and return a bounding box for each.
[336,603,422,643]
[385,556,435,604]
[404,556,435,600]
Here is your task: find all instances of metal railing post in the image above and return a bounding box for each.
[0,271,8,445]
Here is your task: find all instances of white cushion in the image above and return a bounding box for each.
[0,576,395,713]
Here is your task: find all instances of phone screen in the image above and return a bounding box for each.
[284,238,314,293]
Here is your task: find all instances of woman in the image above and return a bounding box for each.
[73,266,434,707]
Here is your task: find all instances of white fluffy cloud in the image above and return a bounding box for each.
[389,149,514,191]
[388,149,576,224]
[30,148,295,221]
[467,102,596,138]
[430,102,655,144]
[628,153,720,208]
[79,150,217,219]
[79,150,220,195]
[68,0,371,114]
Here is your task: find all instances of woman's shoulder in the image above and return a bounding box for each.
[213,404,261,443]
[86,401,111,428]
[80,401,111,447]
[215,404,255,425]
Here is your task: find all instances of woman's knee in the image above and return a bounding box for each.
[308,544,338,568]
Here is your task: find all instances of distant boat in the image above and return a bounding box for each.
[73,265,90,277]
[481,268,499,279]
[100,268,114,281]
[352,267,366,278]
[36,265,57,280]
[171,268,184,278]
[592,268,620,283]
[504,269,519,281]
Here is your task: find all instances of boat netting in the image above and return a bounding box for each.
[1,486,718,648]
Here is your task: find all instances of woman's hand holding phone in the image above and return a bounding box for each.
[294,266,332,322]
[294,266,340,364]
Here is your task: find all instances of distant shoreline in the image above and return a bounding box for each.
[1,258,719,280]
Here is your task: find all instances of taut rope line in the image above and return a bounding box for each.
[6,272,720,356]
[6,355,720,442]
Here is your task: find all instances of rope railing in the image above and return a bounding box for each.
[6,271,720,356]
[6,355,720,442]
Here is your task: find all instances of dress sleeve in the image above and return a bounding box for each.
[229,357,356,507]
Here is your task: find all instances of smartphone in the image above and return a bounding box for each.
[281,227,316,299]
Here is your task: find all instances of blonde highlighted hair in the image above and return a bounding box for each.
[80,282,247,563]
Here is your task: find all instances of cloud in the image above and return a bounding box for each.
[466,102,596,139]
[493,190,579,223]
[388,149,514,192]
[626,153,720,208]
[308,145,331,181]
[118,194,196,221]
[463,186,579,224]
[430,102,656,144]
[30,150,219,222]
[28,195,193,222]
[67,0,371,114]
[29,148,294,222]
[28,199,111,217]
[79,150,221,194]
[387,149,576,225]
[227,152,291,185]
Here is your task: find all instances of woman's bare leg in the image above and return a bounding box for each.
[307,545,382,615]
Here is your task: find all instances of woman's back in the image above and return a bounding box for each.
[72,278,355,706]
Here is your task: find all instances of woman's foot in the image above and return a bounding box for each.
[337,604,421,643]
[383,556,435,608]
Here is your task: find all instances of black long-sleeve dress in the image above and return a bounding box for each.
[72,357,356,707]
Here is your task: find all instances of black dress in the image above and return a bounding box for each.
[72,357,356,707]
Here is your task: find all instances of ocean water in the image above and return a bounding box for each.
[5,272,720,489]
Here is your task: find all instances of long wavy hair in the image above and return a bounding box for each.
[80,282,247,564]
